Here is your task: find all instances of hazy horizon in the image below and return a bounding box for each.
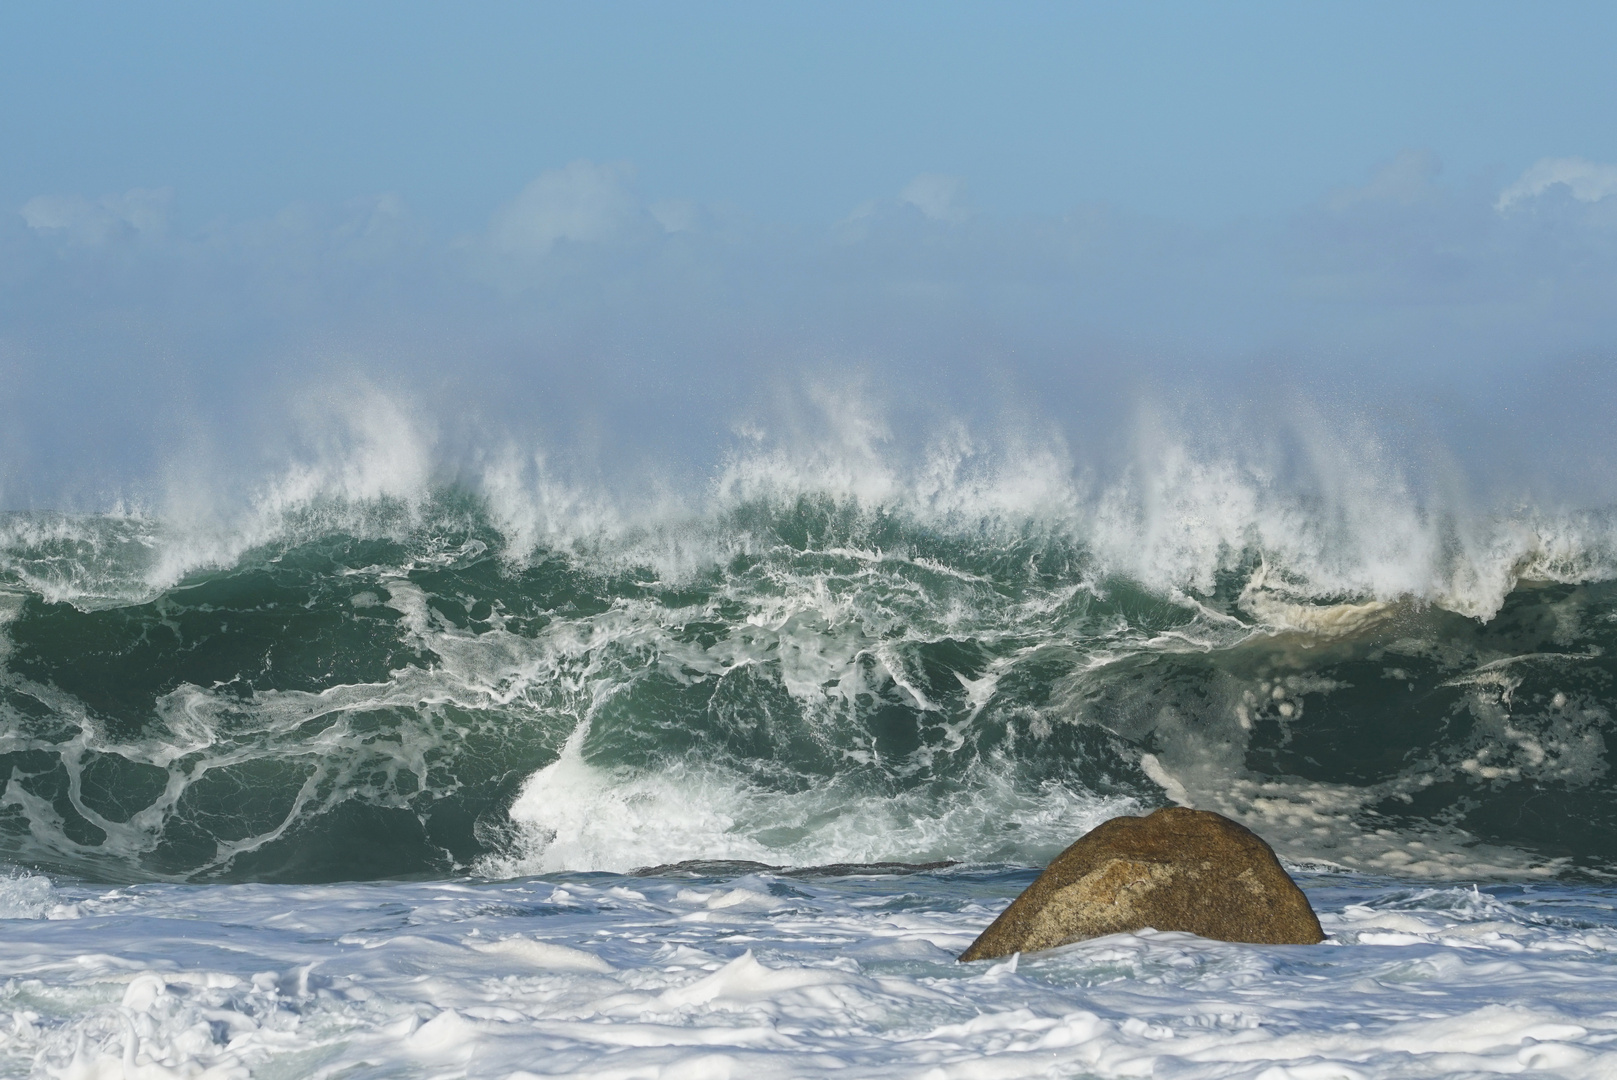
[4,2,1617,512]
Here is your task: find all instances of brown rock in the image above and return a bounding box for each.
[959,807,1324,961]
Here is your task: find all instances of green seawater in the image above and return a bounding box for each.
[0,490,1614,883]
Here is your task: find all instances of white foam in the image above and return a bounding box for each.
[490,721,1138,874]
[0,871,71,919]
[5,872,1616,1079]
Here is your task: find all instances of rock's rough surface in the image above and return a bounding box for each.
[959,807,1324,960]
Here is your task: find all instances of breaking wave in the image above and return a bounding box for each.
[3,409,1616,883]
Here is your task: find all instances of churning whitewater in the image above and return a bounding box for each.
[3,429,1617,1077]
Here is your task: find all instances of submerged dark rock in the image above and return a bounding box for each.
[959,807,1324,960]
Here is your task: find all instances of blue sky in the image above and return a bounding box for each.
[3,3,1617,505]
[5,2,1614,226]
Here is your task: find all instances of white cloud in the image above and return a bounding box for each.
[487,160,640,253]
[1327,149,1440,211]
[1496,157,1617,211]
[648,198,698,234]
[19,188,172,243]
[900,173,969,222]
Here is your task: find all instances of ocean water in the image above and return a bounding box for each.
[2,870,1615,1078]
[3,439,1617,1077]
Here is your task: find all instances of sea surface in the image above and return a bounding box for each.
[3,455,1616,1077]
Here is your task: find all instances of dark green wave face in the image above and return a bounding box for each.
[0,491,1614,883]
